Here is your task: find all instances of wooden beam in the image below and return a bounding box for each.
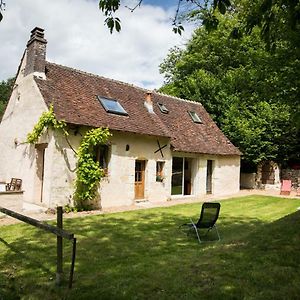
[0,206,74,240]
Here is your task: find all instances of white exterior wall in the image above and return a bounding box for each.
[172,153,240,198]
[40,130,172,209]
[211,155,240,196]
[43,131,79,207]
[100,131,171,208]
[0,55,50,204]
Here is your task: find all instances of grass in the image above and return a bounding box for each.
[1,195,300,299]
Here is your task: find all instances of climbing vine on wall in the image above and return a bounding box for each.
[27,105,112,211]
[26,105,68,144]
[73,127,111,210]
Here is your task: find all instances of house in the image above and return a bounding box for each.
[0,27,241,209]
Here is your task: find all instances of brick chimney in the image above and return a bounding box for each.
[24,27,47,77]
[144,91,154,114]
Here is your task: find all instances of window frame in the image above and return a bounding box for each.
[94,144,110,176]
[156,161,165,182]
[157,102,169,114]
[97,96,128,116]
[188,111,202,124]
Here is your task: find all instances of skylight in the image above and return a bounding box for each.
[157,103,169,114]
[97,96,128,116]
[188,111,202,124]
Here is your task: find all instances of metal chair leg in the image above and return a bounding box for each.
[190,218,201,243]
[214,225,221,241]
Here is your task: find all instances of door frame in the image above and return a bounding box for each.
[35,143,48,203]
[134,160,146,200]
[206,160,214,194]
[171,157,194,196]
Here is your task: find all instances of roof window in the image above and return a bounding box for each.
[157,103,169,114]
[98,96,128,116]
[188,111,202,124]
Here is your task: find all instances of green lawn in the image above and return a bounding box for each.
[1,195,300,299]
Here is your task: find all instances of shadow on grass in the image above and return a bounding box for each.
[1,201,300,299]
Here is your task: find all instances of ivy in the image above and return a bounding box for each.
[27,106,112,211]
[73,127,112,210]
[26,105,68,144]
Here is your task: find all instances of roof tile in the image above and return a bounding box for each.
[35,62,241,156]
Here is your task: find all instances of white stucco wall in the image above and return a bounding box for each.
[0,54,50,204]
[211,155,241,196]
[171,153,240,199]
[100,131,171,208]
[44,130,172,208]
[44,131,79,207]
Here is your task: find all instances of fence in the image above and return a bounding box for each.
[0,206,76,288]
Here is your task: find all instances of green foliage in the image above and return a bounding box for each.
[27,108,112,211]
[0,77,14,118]
[222,101,298,164]
[63,204,78,213]
[99,0,122,33]
[160,14,300,165]
[74,127,112,210]
[97,0,299,53]
[26,105,68,144]
[239,0,300,48]
[98,0,231,34]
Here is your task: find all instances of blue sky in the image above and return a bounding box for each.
[143,0,176,9]
[0,0,193,88]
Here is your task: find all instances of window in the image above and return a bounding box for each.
[157,103,169,114]
[188,111,202,123]
[156,161,165,182]
[97,96,128,116]
[94,145,110,176]
[171,157,193,195]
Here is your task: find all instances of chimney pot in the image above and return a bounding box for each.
[146,91,152,104]
[144,91,155,114]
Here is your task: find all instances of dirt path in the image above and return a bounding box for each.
[0,189,299,226]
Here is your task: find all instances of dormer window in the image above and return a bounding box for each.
[188,111,202,123]
[157,103,169,114]
[98,96,128,116]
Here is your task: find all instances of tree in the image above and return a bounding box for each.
[0,77,14,119]
[159,13,300,168]
[97,0,300,49]
[98,0,231,34]
[238,0,300,49]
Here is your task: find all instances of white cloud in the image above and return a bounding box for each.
[0,0,193,89]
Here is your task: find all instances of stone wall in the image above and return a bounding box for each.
[281,168,300,189]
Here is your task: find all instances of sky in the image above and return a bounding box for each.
[0,0,194,89]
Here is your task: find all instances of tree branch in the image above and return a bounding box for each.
[0,0,5,11]
[125,0,143,13]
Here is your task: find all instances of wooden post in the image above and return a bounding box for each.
[56,206,63,286]
[69,237,77,289]
[0,206,76,288]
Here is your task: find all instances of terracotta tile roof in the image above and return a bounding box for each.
[35,62,241,156]
[153,93,241,155]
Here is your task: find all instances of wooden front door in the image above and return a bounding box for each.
[35,143,47,203]
[135,160,145,199]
